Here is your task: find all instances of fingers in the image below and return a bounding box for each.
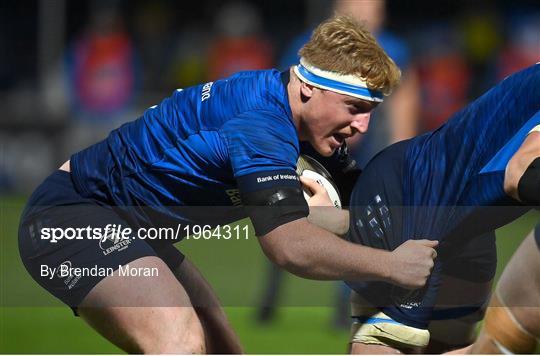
[299,176,325,195]
[417,239,438,260]
[417,240,439,260]
[416,239,439,248]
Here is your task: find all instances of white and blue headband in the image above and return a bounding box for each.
[293,58,384,103]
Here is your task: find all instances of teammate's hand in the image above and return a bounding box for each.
[388,239,438,289]
[300,176,335,207]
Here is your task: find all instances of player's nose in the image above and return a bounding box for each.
[351,113,371,134]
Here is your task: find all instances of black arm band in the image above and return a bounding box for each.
[241,186,309,236]
[517,157,540,205]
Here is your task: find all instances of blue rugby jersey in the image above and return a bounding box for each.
[70,70,302,229]
[401,64,540,246]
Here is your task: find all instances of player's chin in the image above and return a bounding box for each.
[309,137,340,157]
[314,142,336,157]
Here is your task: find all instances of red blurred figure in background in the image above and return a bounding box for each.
[207,1,273,80]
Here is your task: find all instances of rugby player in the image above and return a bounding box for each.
[305,63,540,353]
[18,16,439,353]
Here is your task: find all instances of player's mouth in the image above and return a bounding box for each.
[329,133,346,150]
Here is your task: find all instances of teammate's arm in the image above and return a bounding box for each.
[505,129,540,202]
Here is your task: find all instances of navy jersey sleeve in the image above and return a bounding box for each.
[220,110,308,235]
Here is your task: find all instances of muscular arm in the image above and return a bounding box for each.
[259,217,389,281]
[255,177,437,288]
[258,217,437,289]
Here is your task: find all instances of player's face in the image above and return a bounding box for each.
[301,86,376,156]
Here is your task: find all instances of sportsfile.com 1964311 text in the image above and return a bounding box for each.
[40,223,251,243]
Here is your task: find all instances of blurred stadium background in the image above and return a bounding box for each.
[1,0,540,353]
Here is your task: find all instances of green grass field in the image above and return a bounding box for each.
[1,196,538,354]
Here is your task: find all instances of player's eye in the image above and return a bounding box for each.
[346,101,374,114]
[348,104,368,114]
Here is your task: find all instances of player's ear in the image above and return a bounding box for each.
[300,81,315,99]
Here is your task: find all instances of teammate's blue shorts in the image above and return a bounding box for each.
[347,64,540,329]
[18,170,185,312]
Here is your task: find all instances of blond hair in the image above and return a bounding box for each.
[298,15,401,95]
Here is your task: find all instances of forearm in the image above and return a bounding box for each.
[285,234,392,281]
[262,218,391,282]
[307,207,350,236]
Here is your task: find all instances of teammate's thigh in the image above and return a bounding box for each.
[427,274,492,353]
[349,342,403,354]
[427,232,495,352]
[494,228,540,337]
[78,255,205,354]
[471,228,540,354]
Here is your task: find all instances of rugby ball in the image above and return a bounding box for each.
[296,155,342,208]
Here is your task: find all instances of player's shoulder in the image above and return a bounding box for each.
[174,68,285,108]
[225,68,282,83]
[218,69,294,127]
[224,69,288,105]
